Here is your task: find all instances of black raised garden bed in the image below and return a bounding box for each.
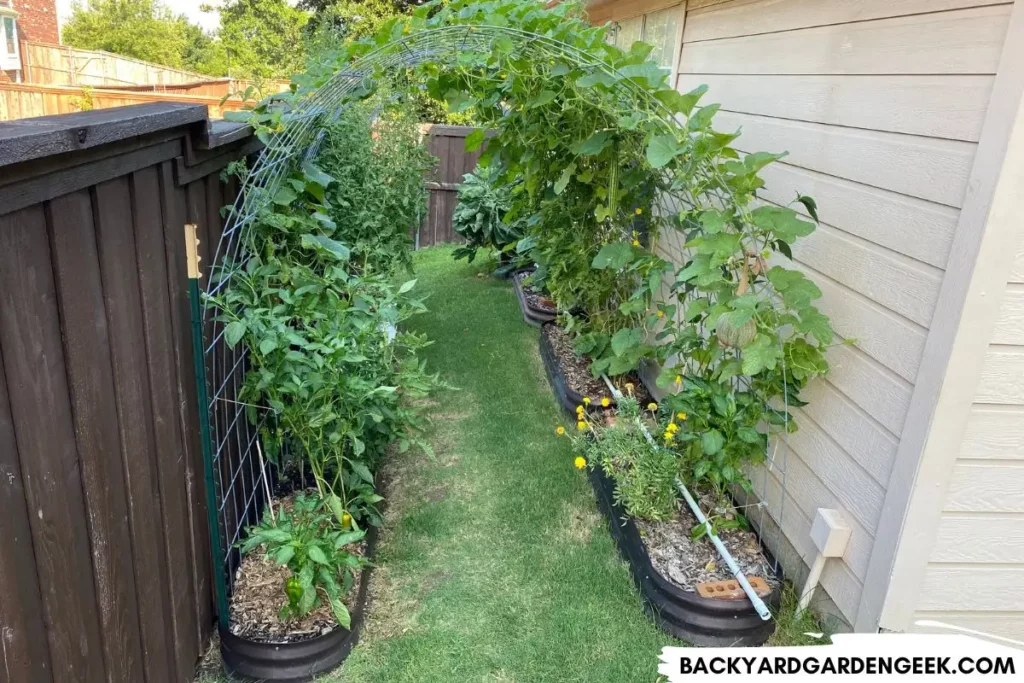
[538,323,651,418]
[513,268,557,326]
[219,524,379,682]
[588,465,780,646]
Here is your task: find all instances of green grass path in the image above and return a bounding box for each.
[334,247,677,681]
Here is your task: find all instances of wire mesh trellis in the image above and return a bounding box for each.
[194,24,796,627]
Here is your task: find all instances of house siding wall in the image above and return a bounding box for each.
[588,0,1016,628]
[909,235,1024,642]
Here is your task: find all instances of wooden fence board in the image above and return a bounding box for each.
[0,351,51,683]
[132,165,200,682]
[48,189,146,683]
[0,205,106,682]
[158,160,215,653]
[93,177,177,683]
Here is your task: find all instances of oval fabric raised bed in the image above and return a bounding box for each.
[588,465,780,646]
[513,269,557,326]
[220,525,379,682]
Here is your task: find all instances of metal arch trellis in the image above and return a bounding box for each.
[194,25,793,629]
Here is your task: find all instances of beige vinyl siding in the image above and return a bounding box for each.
[912,255,1024,641]
[661,0,1014,628]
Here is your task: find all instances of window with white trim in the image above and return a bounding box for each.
[607,5,682,71]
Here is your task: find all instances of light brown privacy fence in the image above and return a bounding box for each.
[0,82,249,121]
[20,40,209,87]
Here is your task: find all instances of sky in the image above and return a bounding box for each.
[56,0,225,33]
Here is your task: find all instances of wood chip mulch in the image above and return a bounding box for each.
[514,270,556,313]
[635,495,781,593]
[227,493,367,644]
[544,323,651,404]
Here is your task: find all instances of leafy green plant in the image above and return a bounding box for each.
[451,164,525,265]
[316,100,434,274]
[240,493,368,628]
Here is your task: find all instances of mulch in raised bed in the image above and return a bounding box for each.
[514,270,556,314]
[227,491,368,644]
[635,494,781,594]
[543,323,652,406]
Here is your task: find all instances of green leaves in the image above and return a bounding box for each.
[301,234,351,261]
[554,163,576,196]
[701,430,725,456]
[654,84,707,116]
[592,242,634,270]
[225,321,246,347]
[573,130,613,156]
[611,327,643,357]
[646,134,681,168]
[465,128,486,152]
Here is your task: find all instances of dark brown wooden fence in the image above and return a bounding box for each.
[0,105,471,683]
[419,124,485,248]
[0,103,257,683]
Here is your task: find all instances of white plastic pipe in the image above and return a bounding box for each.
[600,375,773,621]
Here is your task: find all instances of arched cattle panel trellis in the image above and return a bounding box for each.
[193,24,794,630]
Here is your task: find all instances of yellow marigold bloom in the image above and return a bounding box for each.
[576,405,585,414]
[647,402,658,411]
[678,412,688,421]
[577,421,587,431]
[664,432,675,442]
[574,456,587,470]
[556,426,566,436]
[635,207,643,215]
[583,397,591,405]
[632,239,640,247]
[601,397,610,407]
[667,422,679,433]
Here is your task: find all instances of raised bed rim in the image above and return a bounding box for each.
[588,464,781,646]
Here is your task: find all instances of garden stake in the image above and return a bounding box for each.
[600,374,772,621]
[185,223,232,631]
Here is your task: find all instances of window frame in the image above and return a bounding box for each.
[607,3,683,75]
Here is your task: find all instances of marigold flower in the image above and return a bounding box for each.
[664,431,675,442]
[601,397,610,407]
[647,402,658,411]
[556,426,566,436]
[667,422,679,433]
[583,397,591,405]
[635,207,643,215]
[576,405,585,415]
[677,412,688,421]
[574,456,587,470]
[577,421,587,431]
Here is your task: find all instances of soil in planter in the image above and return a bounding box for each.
[543,324,652,405]
[634,495,781,593]
[228,492,367,644]
[514,270,556,314]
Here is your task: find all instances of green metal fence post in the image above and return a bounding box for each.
[185,223,231,631]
